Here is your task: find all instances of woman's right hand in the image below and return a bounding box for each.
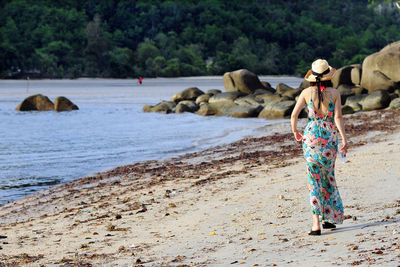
[293,131,303,142]
[339,140,348,154]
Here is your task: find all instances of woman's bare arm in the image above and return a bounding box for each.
[291,90,307,141]
[333,90,348,153]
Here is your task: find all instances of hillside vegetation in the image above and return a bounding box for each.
[0,0,399,78]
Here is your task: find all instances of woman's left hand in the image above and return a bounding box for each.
[293,131,303,142]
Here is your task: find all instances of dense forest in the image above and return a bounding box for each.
[0,0,399,78]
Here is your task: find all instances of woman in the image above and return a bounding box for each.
[291,59,348,235]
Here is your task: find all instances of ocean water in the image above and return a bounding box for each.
[0,76,302,205]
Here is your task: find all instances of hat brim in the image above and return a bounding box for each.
[304,67,336,82]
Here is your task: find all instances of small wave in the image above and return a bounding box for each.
[0,179,61,190]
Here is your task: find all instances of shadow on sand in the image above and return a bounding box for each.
[322,218,400,235]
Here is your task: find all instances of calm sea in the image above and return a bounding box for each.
[0,76,302,205]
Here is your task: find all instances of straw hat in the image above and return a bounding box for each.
[304,59,336,82]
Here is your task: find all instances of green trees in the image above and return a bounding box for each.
[0,0,399,78]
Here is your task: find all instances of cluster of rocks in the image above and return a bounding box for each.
[143,41,400,119]
[333,41,400,113]
[16,94,79,112]
[143,69,306,119]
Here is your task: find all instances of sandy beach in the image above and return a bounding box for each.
[1,109,399,266]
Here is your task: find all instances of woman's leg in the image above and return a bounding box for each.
[312,214,320,230]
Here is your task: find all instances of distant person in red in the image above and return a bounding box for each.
[138,76,143,85]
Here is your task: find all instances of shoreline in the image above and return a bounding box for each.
[0,109,399,265]
[1,75,302,81]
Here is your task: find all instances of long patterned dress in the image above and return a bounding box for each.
[302,91,344,224]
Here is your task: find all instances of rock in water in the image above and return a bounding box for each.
[208,92,244,107]
[234,95,263,108]
[196,103,218,116]
[171,87,204,103]
[54,96,79,112]
[276,83,302,100]
[175,100,199,113]
[16,94,54,111]
[143,101,176,114]
[175,103,193,113]
[223,69,266,94]
[258,100,296,119]
[275,83,294,95]
[219,105,262,118]
[206,89,222,96]
[195,94,210,105]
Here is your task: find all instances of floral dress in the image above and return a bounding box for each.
[302,91,344,224]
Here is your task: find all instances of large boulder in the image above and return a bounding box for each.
[351,65,362,86]
[342,105,355,115]
[359,91,391,111]
[196,103,261,118]
[361,41,400,93]
[223,69,267,94]
[174,103,192,113]
[16,94,54,111]
[345,94,367,107]
[388,98,400,109]
[196,103,218,116]
[390,93,399,100]
[195,94,210,105]
[258,100,296,119]
[206,89,222,96]
[219,105,262,118]
[260,81,276,93]
[337,85,366,105]
[281,88,302,100]
[171,87,204,103]
[208,92,244,107]
[275,83,302,100]
[254,93,281,104]
[143,101,176,114]
[332,64,361,88]
[361,70,396,93]
[298,80,310,90]
[275,83,295,95]
[234,95,264,108]
[346,91,391,111]
[347,102,362,113]
[254,89,274,95]
[337,85,354,105]
[174,100,198,113]
[54,96,79,112]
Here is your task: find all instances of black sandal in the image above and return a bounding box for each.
[308,229,321,236]
[322,222,336,229]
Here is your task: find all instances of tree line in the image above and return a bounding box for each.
[0,0,399,78]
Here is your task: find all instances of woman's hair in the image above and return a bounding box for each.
[309,80,333,87]
[310,80,333,108]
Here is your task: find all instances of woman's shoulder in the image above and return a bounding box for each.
[301,86,312,94]
[328,87,339,93]
[327,87,340,101]
[327,87,339,96]
[299,86,312,99]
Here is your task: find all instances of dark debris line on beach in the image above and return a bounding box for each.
[45,111,400,202]
[76,109,399,186]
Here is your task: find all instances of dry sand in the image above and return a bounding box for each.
[0,110,399,266]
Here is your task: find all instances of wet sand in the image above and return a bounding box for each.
[0,109,399,266]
